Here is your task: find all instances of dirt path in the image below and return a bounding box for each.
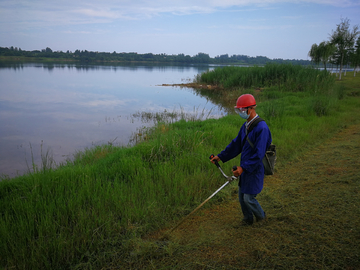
[131,123,360,269]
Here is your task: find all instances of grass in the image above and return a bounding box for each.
[141,123,359,269]
[0,65,359,269]
[195,63,335,93]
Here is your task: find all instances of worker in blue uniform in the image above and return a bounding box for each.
[211,94,272,225]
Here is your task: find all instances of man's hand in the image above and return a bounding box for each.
[232,166,243,177]
[210,155,221,164]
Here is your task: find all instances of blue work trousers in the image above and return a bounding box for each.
[239,191,265,223]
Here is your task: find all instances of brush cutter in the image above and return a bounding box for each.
[166,155,237,234]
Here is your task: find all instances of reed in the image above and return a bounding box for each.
[0,67,359,269]
[197,63,335,93]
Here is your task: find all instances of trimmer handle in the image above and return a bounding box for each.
[210,154,238,182]
[209,154,220,168]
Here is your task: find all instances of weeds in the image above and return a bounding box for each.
[132,105,216,124]
[310,95,332,116]
[129,105,218,144]
[262,100,285,119]
[335,82,345,100]
[25,140,55,174]
[197,63,335,94]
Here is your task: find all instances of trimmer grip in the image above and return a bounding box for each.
[232,166,238,171]
[209,154,220,168]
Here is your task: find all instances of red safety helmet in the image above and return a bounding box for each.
[235,94,256,108]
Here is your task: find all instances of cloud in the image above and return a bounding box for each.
[62,30,92,34]
[73,8,120,19]
[281,15,303,20]
[234,25,274,30]
[1,0,359,29]
[139,5,214,16]
[208,0,359,8]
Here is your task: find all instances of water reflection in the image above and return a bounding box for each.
[0,62,226,178]
[0,61,216,73]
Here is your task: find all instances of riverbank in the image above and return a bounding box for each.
[1,68,359,269]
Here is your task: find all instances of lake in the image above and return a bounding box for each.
[0,62,227,178]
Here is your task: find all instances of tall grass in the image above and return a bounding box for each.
[1,67,359,269]
[196,63,335,94]
[25,141,55,174]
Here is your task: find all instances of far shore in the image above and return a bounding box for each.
[0,56,252,66]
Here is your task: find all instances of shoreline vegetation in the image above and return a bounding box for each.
[1,64,359,269]
[0,46,311,66]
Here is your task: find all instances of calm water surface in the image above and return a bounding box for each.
[0,62,226,178]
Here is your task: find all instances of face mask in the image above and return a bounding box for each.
[238,110,250,119]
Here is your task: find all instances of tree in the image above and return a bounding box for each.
[329,17,359,80]
[308,43,321,67]
[350,37,360,76]
[318,41,336,71]
[194,52,210,63]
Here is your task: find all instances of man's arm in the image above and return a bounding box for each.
[217,127,244,163]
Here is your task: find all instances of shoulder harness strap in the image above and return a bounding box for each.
[246,117,264,148]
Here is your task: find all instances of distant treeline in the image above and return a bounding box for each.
[0,46,311,65]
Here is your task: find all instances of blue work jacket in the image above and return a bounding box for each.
[217,119,272,194]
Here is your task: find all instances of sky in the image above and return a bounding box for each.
[1,0,360,60]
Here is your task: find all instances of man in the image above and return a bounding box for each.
[211,94,272,225]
